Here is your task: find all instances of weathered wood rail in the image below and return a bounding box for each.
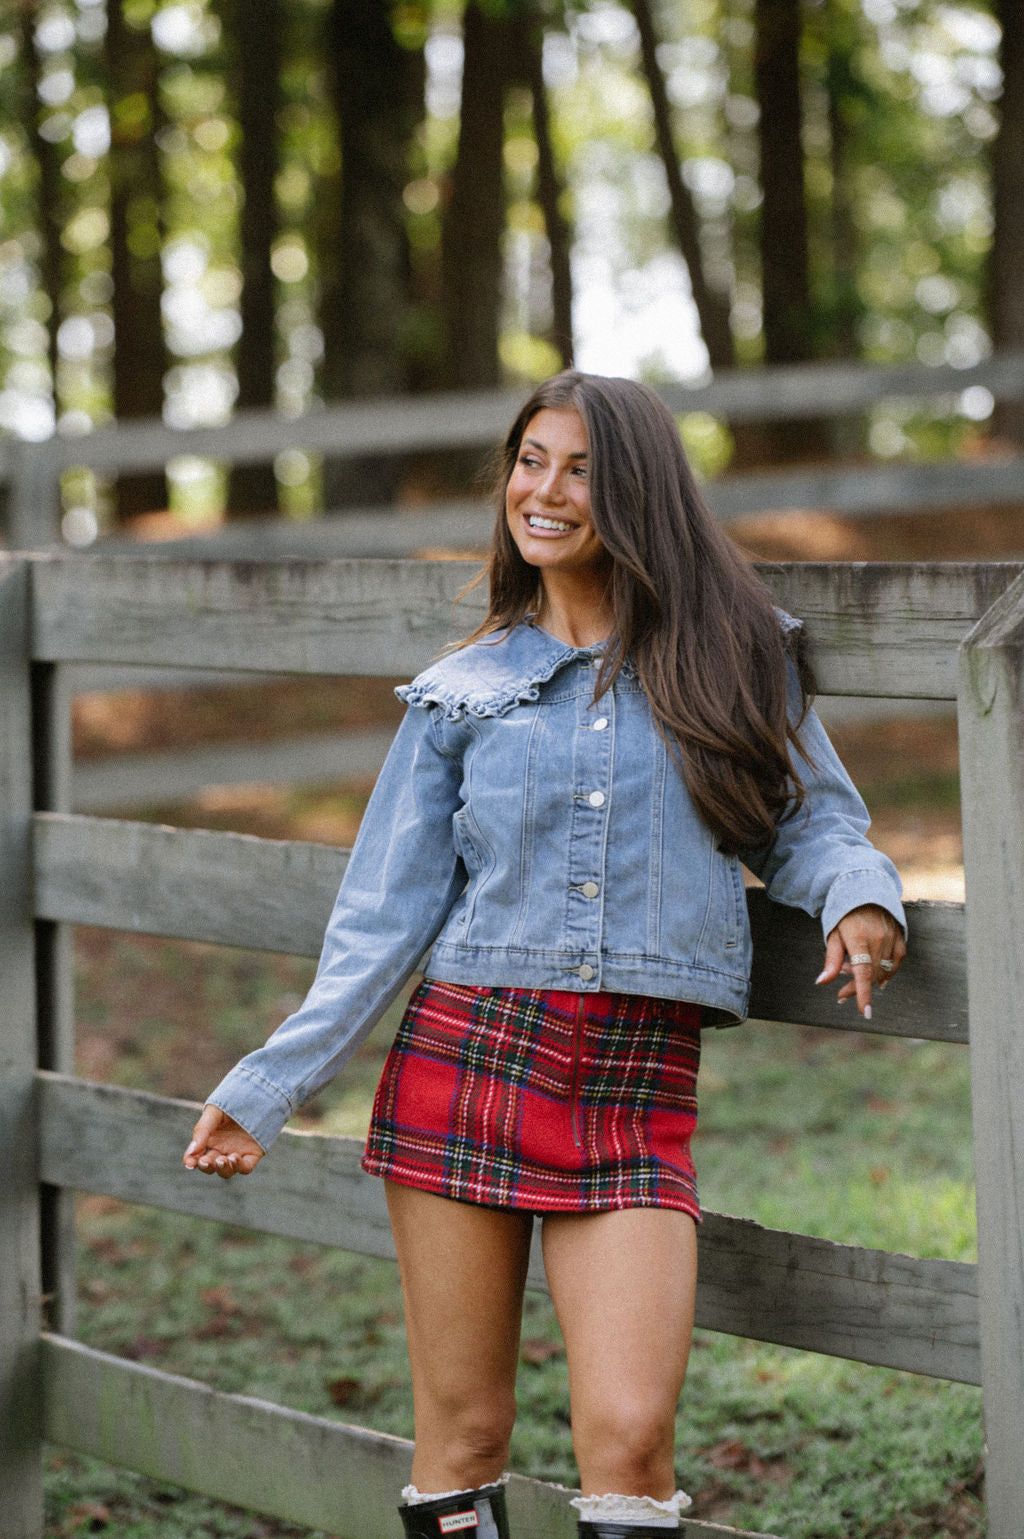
[2,552,1024,1538]
[3,351,1024,554]
[7,354,1024,820]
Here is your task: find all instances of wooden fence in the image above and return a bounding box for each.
[6,350,1024,819]
[3,351,1024,556]
[3,552,1024,1538]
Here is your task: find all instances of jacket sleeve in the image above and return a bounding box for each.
[743,676,906,941]
[205,704,465,1151]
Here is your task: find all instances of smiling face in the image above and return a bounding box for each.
[504,408,610,587]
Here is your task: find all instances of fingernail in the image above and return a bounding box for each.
[837,996,848,1006]
[863,1004,872,1020]
[815,971,827,984]
[186,1140,199,1156]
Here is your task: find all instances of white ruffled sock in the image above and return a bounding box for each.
[570,1489,692,1527]
[401,1474,509,1505]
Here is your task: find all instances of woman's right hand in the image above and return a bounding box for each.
[183,1104,264,1179]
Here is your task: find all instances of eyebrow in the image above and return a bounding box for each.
[523,437,587,459]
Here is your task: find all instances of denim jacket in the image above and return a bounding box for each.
[208,621,905,1150]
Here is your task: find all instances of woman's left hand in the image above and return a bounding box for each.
[816,904,906,1019]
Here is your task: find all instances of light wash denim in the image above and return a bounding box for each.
[208,621,904,1150]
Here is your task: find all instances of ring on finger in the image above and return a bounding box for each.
[849,953,873,966]
[879,959,895,972]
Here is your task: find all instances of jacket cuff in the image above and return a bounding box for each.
[820,869,907,943]
[206,1064,295,1153]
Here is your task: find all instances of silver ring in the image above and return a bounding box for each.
[849,953,873,966]
[879,959,895,972]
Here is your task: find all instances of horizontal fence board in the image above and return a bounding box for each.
[34,814,964,1041]
[660,349,1024,421]
[694,1211,978,1384]
[20,353,1024,482]
[84,458,1024,567]
[37,1075,979,1383]
[71,727,395,813]
[706,455,1024,520]
[40,1337,778,1539]
[31,555,486,677]
[72,702,953,813]
[52,389,526,474]
[40,1335,417,1539]
[31,557,1024,697]
[764,561,1023,698]
[95,502,495,561]
[745,891,967,1044]
[33,813,346,956]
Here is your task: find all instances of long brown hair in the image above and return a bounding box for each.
[461,370,815,855]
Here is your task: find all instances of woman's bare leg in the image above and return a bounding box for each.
[386,1182,534,1492]
[542,1207,698,1498]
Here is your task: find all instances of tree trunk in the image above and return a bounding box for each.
[752,0,827,459]
[513,5,574,369]
[321,0,420,507]
[755,0,812,365]
[817,0,865,456]
[823,0,860,361]
[991,0,1024,445]
[630,0,734,369]
[106,0,168,522]
[440,0,510,391]
[226,0,282,516]
[19,9,63,394]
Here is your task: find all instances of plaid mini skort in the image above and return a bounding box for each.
[361,979,702,1219]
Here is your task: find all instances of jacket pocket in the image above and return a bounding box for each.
[451,806,494,926]
[722,855,746,950]
[695,846,745,963]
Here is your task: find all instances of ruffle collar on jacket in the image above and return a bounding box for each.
[396,611,801,721]
[396,622,615,720]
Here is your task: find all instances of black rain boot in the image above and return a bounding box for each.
[577,1525,679,1537]
[398,1482,511,1538]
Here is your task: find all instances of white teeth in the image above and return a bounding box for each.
[527,514,573,532]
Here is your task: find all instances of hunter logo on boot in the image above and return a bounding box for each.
[437,1512,479,1533]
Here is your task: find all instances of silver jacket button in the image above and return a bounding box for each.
[578,963,595,981]
[581,881,600,899]
[587,790,606,807]
[591,716,609,731]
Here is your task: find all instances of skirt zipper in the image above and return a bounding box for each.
[571,993,585,1148]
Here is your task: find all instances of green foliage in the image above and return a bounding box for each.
[2,0,1012,459]
[679,410,733,478]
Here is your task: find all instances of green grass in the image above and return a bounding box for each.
[46,935,983,1538]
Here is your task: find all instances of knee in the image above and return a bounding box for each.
[430,1386,518,1473]
[573,1400,676,1493]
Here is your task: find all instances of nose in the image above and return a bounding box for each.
[537,464,564,503]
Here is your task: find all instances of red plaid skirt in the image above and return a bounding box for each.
[361,980,701,1218]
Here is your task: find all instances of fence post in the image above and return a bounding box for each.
[957,567,1024,1539]
[33,661,77,1335]
[7,438,62,551]
[0,556,44,1537]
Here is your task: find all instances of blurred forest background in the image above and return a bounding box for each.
[7,7,1014,1531]
[1,0,1022,542]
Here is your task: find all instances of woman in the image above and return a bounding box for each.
[184,372,906,1539]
